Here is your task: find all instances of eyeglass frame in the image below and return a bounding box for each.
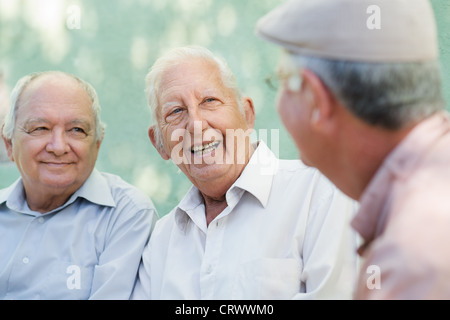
[265,71,302,92]
[265,52,303,92]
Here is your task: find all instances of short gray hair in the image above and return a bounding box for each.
[145,45,243,147]
[2,71,106,141]
[289,54,445,130]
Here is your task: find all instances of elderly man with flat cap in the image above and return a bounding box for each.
[256,0,450,299]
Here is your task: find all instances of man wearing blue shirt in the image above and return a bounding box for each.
[0,71,157,299]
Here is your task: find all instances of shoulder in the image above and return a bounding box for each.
[0,186,10,202]
[276,159,334,193]
[274,159,355,213]
[153,207,177,230]
[98,171,157,213]
[277,158,317,176]
[0,179,21,206]
[147,209,178,245]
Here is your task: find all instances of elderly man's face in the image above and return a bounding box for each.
[275,65,317,167]
[3,74,101,195]
[153,58,255,189]
[277,82,310,162]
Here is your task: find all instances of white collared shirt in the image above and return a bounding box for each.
[0,169,157,300]
[133,141,358,300]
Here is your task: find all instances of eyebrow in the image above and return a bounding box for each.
[22,118,93,130]
[68,119,92,128]
[22,118,50,128]
[161,89,222,109]
[161,101,182,110]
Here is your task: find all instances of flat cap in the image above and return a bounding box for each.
[256,0,439,62]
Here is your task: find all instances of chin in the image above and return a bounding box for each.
[298,153,315,168]
[187,162,231,182]
[40,175,80,189]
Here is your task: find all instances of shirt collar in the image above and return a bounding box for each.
[75,169,116,208]
[174,140,277,229]
[231,140,277,208]
[0,178,25,208]
[351,111,450,251]
[0,168,115,215]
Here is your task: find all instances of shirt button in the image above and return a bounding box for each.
[22,257,30,264]
[38,217,44,223]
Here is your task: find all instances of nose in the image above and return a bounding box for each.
[46,129,70,156]
[186,109,208,141]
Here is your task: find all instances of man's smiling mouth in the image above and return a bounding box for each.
[190,141,221,156]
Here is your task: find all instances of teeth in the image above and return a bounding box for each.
[191,141,220,154]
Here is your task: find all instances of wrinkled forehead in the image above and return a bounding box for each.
[157,58,228,110]
[18,73,92,112]
[159,57,222,91]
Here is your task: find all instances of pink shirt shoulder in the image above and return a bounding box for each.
[351,111,450,299]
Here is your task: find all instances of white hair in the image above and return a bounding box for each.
[287,53,445,129]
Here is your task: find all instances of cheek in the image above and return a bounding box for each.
[75,140,100,161]
[13,138,41,158]
[160,127,185,160]
[277,91,313,149]
[277,91,300,129]
[90,141,101,157]
[162,125,183,146]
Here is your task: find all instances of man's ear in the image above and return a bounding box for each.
[1,127,14,162]
[95,128,104,151]
[242,97,256,130]
[148,126,170,160]
[301,69,335,131]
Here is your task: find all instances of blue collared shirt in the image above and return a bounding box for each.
[0,169,157,300]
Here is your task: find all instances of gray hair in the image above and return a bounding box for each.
[2,71,106,142]
[145,45,243,147]
[288,54,445,130]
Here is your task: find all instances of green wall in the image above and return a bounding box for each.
[0,0,449,216]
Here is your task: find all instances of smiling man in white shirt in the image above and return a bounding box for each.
[132,45,358,300]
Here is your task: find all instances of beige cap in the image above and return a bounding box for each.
[256,0,439,62]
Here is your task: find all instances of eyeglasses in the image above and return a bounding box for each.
[265,71,302,92]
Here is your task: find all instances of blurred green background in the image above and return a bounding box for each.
[1,0,449,216]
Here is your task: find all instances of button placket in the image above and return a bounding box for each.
[199,215,227,298]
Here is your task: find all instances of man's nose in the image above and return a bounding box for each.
[186,109,208,136]
[46,129,70,155]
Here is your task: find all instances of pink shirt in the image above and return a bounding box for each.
[351,111,450,299]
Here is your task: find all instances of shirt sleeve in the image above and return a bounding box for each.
[130,242,152,300]
[294,178,359,299]
[88,206,157,300]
